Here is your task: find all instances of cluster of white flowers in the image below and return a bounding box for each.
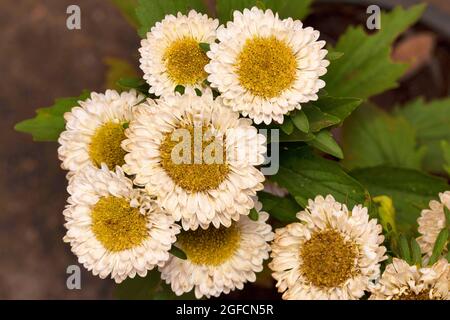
[57,7,448,299]
[269,194,449,300]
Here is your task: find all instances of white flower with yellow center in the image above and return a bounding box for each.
[205,7,329,125]
[370,258,449,300]
[122,90,266,230]
[63,165,179,283]
[160,204,273,299]
[139,10,219,97]
[58,90,146,172]
[418,191,450,257]
[269,195,386,300]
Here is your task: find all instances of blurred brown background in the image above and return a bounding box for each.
[0,0,449,299]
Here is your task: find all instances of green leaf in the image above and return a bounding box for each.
[312,96,362,124]
[199,42,210,52]
[395,98,450,173]
[279,129,314,143]
[258,191,301,222]
[15,91,90,141]
[249,208,259,221]
[259,123,314,143]
[284,97,362,148]
[444,206,450,229]
[428,228,449,266]
[281,117,294,135]
[323,4,426,99]
[307,130,343,159]
[291,110,309,133]
[136,0,207,37]
[174,84,185,95]
[399,234,411,264]
[271,147,369,209]
[410,238,422,267]
[255,0,266,10]
[261,0,313,20]
[169,246,187,260]
[110,0,139,29]
[117,77,149,92]
[116,270,161,300]
[302,104,341,133]
[342,104,426,170]
[216,0,255,23]
[263,96,362,143]
[441,140,450,176]
[351,166,449,232]
[104,57,139,91]
[326,50,344,61]
[318,89,329,98]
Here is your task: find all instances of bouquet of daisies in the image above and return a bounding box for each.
[16,0,449,300]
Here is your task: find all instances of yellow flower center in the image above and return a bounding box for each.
[91,196,148,252]
[89,122,127,170]
[159,125,229,192]
[176,224,241,266]
[394,289,434,300]
[300,229,358,288]
[236,36,297,98]
[163,37,209,85]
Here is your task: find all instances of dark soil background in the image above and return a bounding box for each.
[0,0,448,299]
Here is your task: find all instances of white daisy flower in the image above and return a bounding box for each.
[370,258,449,300]
[58,90,146,172]
[269,195,386,300]
[63,165,179,283]
[139,10,219,97]
[159,204,273,299]
[418,191,450,257]
[205,7,329,125]
[122,90,266,230]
